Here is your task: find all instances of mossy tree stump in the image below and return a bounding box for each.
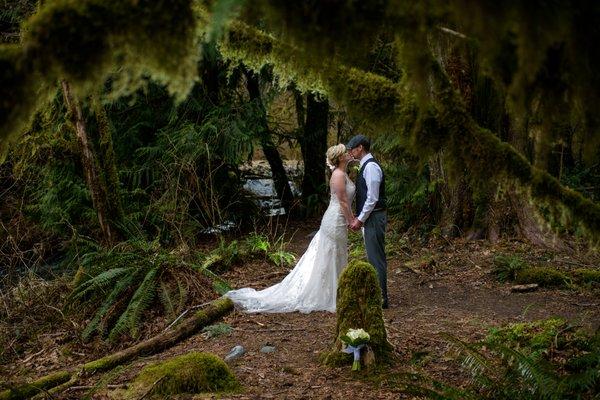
[127,352,239,398]
[324,260,393,368]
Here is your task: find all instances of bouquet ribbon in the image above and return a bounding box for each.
[342,344,365,371]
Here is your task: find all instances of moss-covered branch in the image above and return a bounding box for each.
[0,371,72,400]
[0,0,199,156]
[0,297,233,399]
[219,21,600,242]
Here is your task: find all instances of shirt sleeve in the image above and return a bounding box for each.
[357,162,382,223]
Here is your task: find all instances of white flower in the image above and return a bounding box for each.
[347,328,370,342]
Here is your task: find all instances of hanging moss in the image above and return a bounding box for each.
[219,19,600,244]
[0,0,199,147]
[323,260,393,368]
[0,44,44,159]
[127,352,239,398]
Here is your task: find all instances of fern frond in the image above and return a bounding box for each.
[268,250,296,268]
[71,267,131,301]
[109,266,159,341]
[82,271,136,340]
[487,342,559,397]
[158,281,175,318]
[441,333,492,377]
[199,267,232,295]
[559,367,600,395]
[176,276,188,313]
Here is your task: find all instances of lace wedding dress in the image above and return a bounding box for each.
[225,174,355,313]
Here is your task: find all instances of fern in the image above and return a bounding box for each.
[245,233,270,253]
[198,267,232,295]
[71,237,219,341]
[158,281,175,318]
[487,342,559,398]
[81,271,137,341]
[71,267,131,301]
[493,254,527,283]
[108,266,159,341]
[268,250,296,268]
[441,333,493,378]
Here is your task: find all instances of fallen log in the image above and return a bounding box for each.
[0,297,233,400]
[510,284,539,293]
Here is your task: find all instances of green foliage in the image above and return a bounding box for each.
[244,232,270,253]
[268,250,296,268]
[572,268,600,287]
[128,352,239,397]
[200,238,240,274]
[201,322,233,338]
[404,319,600,399]
[486,318,569,357]
[242,232,296,267]
[1,0,199,152]
[69,237,213,341]
[493,254,528,283]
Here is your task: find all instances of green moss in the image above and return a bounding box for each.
[323,260,393,368]
[0,370,72,400]
[128,352,239,398]
[514,267,569,287]
[486,318,568,356]
[1,0,199,143]
[572,268,600,285]
[0,44,43,160]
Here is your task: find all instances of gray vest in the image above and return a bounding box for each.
[355,158,386,217]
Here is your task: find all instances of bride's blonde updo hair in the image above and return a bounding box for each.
[325,143,347,171]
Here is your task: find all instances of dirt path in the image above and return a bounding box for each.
[92,224,599,399]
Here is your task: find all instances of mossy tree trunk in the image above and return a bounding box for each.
[93,96,124,234]
[297,91,328,216]
[324,260,393,368]
[244,68,295,212]
[61,80,115,245]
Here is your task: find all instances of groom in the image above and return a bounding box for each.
[347,135,389,309]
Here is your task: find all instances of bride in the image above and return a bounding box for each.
[225,144,355,313]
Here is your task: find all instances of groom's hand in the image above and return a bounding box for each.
[350,218,363,231]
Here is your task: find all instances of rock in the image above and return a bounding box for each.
[224,345,245,362]
[260,345,276,353]
[510,283,539,293]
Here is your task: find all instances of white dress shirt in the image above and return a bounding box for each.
[358,153,383,223]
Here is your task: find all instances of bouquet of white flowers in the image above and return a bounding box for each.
[340,328,370,371]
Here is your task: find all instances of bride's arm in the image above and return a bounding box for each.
[331,170,354,224]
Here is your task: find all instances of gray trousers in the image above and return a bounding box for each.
[363,210,388,306]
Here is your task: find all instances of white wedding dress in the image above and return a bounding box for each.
[225,174,355,313]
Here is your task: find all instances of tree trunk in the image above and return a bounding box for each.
[60,80,114,245]
[300,91,328,216]
[0,297,234,400]
[93,97,124,234]
[244,69,294,212]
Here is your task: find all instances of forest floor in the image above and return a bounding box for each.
[2,218,600,399]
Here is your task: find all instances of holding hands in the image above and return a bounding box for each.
[349,217,363,231]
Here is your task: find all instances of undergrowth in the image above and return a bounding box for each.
[400,318,600,399]
[70,231,295,342]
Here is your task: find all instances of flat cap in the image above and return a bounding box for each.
[346,134,370,150]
